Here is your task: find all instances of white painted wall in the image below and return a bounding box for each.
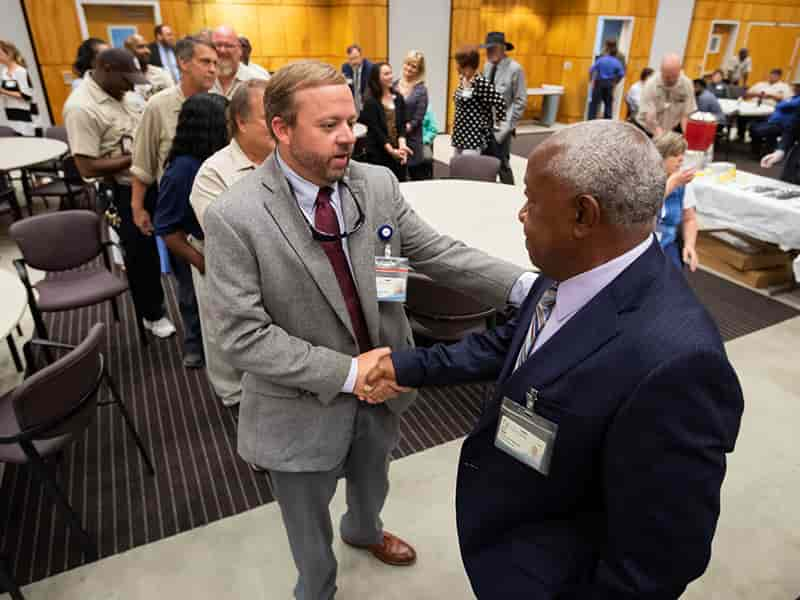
[388,0,451,133]
[648,0,697,68]
[0,0,52,127]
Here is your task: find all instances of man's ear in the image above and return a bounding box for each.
[573,194,601,239]
[271,115,291,146]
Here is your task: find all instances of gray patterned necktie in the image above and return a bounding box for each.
[514,283,558,371]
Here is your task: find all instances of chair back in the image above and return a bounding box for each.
[45,126,69,146]
[62,155,85,185]
[449,154,501,182]
[405,272,495,342]
[10,209,103,272]
[0,126,16,137]
[728,85,745,99]
[12,324,105,439]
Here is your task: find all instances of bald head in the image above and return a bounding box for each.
[661,53,682,87]
[212,25,242,77]
[124,33,150,70]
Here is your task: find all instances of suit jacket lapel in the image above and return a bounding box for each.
[259,156,356,342]
[497,240,664,396]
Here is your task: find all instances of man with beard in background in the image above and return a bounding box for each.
[210,25,267,100]
[124,33,174,96]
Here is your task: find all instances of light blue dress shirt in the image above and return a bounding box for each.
[159,45,180,83]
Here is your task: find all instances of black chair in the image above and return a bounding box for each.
[9,210,138,348]
[0,171,23,222]
[449,154,501,182]
[0,126,16,137]
[404,272,496,344]
[24,155,94,213]
[0,323,155,560]
[727,85,746,100]
[25,126,71,191]
[0,556,24,599]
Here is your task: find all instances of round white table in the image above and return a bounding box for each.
[719,98,774,118]
[0,269,28,372]
[0,137,68,221]
[0,137,68,172]
[399,179,531,269]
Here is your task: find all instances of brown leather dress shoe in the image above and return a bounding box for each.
[343,531,417,566]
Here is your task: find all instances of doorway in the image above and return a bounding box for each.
[76,1,161,45]
[701,21,740,78]
[585,16,634,121]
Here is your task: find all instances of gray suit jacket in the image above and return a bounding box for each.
[203,155,525,472]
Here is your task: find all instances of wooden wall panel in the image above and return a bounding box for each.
[23,0,388,123]
[685,0,800,81]
[84,4,156,43]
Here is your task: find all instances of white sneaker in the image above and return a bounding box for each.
[143,317,176,338]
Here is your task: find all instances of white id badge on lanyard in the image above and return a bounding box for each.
[375,256,409,302]
[494,393,558,475]
[375,224,408,302]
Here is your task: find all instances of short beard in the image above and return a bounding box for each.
[217,59,235,78]
[289,145,348,185]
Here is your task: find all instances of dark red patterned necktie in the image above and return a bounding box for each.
[314,186,371,352]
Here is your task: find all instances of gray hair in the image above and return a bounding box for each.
[540,120,666,226]
[175,36,215,63]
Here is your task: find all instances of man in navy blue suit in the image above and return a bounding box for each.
[363,120,744,599]
[341,44,373,113]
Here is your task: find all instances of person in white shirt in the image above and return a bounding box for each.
[625,66,653,120]
[725,48,752,86]
[0,40,35,136]
[736,68,793,141]
[239,36,270,80]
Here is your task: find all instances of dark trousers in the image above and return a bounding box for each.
[483,133,514,184]
[170,252,203,356]
[750,120,784,156]
[408,161,432,181]
[110,184,165,322]
[589,80,615,120]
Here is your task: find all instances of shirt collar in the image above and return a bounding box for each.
[229,137,259,172]
[85,74,113,104]
[552,235,653,323]
[274,148,340,215]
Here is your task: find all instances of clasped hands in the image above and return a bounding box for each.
[354,347,411,404]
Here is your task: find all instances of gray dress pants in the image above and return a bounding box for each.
[267,404,400,600]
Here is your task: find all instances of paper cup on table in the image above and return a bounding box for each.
[709,161,736,184]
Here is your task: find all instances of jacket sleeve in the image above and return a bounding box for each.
[359,98,390,149]
[477,77,508,126]
[390,167,525,307]
[505,65,527,129]
[408,85,428,133]
[395,92,408,139]
[203,204,353,404]
[572,349,744,599]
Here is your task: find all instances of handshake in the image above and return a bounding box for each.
[354,347,411,404]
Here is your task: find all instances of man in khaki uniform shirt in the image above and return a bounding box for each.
[189,80,274,407]
[636,54,698,137]
[63,48,176,338]
[130,35,217,236]
[210,25,267,100]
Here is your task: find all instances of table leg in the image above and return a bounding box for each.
[6,334,23,373]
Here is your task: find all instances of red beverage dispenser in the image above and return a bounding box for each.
[684,112,718,151]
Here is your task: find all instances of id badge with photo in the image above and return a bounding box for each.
[375,256,409,302]
[494,394,558,475]
[461,87,474,100]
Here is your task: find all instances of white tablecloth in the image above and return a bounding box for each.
[718,99,774,118]
[693,171,800,250]
[399,180,530,269]
[0,137,68,171]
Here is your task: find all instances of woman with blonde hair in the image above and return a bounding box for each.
[654,132,699,272]
[395,50,430,180]
[0,40,35,135]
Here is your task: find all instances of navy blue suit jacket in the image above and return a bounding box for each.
[342,59,374,98]
[393,239,743,599]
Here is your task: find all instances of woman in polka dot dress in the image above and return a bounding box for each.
[452,45,506,155]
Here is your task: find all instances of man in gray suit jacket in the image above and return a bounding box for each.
[203,61,534,600]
